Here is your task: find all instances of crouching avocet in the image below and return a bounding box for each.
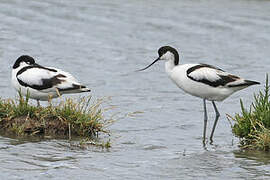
[12,55,90,106]
[138,46,260,144]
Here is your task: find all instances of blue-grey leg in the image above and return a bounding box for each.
[68,123,71,141]
[203,99,207,144]
[210,101,220,142]
[37,100,40,107]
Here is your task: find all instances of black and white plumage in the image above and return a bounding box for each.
[138,46,260,144]
[12,55,90,105]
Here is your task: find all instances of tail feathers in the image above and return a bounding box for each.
[79,85,91,92]
[244,80,260,86]
[228,79,260,87]
[58,84,91,93]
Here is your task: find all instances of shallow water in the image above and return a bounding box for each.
[0,0,270,179]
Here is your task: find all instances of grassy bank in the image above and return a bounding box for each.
[229,75,270,151]
[0,93,111,148]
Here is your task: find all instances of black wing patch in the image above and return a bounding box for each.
[187,64,239,87]
[17,74,66,90]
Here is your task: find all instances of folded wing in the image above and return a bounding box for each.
[16,66,90,93]
[187,64,241,87]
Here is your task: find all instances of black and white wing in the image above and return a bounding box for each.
[187,64,259,87]
[16,66,90,92]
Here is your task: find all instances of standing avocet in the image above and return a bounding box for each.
[138,46,260,143]
[12,55,90,106]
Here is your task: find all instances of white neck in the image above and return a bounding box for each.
[160,51,178,74]
[12,63,28,79]
[165,59,176,74]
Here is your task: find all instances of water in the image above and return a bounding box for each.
[0,0,270,179]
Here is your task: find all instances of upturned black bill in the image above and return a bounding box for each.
[136,57,160,72]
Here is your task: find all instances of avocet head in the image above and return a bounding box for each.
[137,46,179,71]
[158,46,179,64]
[13,55,36,69]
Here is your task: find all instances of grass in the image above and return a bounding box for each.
[0,92,111,148]
[229,75,270,151]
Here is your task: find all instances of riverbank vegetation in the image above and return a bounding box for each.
[229,75,270,151]
[0,93,111,148]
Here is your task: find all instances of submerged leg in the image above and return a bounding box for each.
[68,123,71,141]
[37,100,40,107]
[210,101,220,143]
[203,98,207,144]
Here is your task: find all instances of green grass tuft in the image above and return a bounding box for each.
[229,75,270,151]
[0,92,111,147]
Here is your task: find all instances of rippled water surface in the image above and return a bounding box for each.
[0,0,270,179]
